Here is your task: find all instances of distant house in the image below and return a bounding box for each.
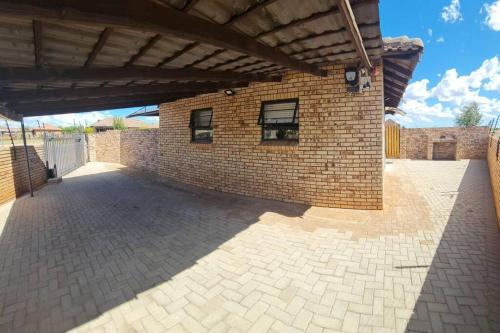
[90,118,158,132]
[31,123,62,136]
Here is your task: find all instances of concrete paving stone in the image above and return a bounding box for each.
[0,160,498,332]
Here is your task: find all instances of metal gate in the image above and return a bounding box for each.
[43,133,86,177]
[385,123,400,158]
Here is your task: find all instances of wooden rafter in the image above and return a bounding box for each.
[161,0,279,69]
[0,66,281,84]
[256,0,376,40]
[207,22,380,72]
[384,86,403,98]
[0,82,250,103]
[32,20,42,67]
[384,61,413,77]
[0,0,324,75]
[184,49,226,69]
[84,27,113,67]
[14,97,187,117]
[337,0,373,71]
[156,42,198,68]
[125,34,162,67]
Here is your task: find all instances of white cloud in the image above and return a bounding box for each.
[427,28,433,36]
[483,0,500,31]
[398,56,500,125]
[25,111,112,128]
[441,0,463,23]
[436,36,445,43]
[403,79,432,101]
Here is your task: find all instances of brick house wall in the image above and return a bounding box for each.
[399,126,489,160]
[487,135,500,227]
[158,65,385,209]
[0,145,47,205]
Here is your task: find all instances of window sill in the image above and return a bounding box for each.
[257,140,298,153]
[190,140,213,144]
[259,140,298,146]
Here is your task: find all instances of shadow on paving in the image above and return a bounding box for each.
[0,165,309,332]
[405,160,500,332]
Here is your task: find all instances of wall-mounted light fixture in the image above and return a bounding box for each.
[224,89,236,96]
[345,67,359,92]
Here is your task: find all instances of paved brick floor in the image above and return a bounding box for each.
[0,160,499,332]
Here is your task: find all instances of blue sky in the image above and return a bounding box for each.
[20,0,500,129]
[382,0,500,127]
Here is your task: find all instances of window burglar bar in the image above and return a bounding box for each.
[189,108,213,142]
[258,99,299,141]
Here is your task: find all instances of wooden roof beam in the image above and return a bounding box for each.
[125,34,162,67]
[0,82,250,103]
[0,66,281,84]
[165,0,280,69]
[0,0,325,75]
[337,0,373,71]
[84,27,113,67]
[32,20,43,67]
[383,60,413,77]
[12,93,198,116]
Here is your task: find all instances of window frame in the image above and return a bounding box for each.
[258,98,299,142]
[189,108,214,143]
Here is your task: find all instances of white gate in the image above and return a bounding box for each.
[43,133,86,176]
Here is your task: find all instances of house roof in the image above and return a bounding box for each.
[382,36,424,109]
[90,118,157,129]
[0,0,385,119]
[33,123,61,131]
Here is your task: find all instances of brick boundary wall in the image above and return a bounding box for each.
[0,145,47,205]
[158,64,384,209]
[88,129,158,174]
[120,129,158,173]
[487,135,500,227]
[399,126,489,160]
[92,130,121,163]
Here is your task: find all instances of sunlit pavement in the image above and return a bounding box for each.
[0,160,499,332]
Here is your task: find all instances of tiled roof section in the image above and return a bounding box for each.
[90,118,156,129]
[382,36,424,109]
[383,36,424,53]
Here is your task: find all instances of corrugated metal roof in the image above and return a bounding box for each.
[0,0,412,118]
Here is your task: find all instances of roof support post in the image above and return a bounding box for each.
[337,0,373,71]
[20,116,34,197]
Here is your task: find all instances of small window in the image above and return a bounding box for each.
[189,108,213,142]
[258,99,299,141]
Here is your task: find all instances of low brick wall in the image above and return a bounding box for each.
[487,136,500,227]
[0,145,47,205]
[88,129,158,174]
[400,126,489,160]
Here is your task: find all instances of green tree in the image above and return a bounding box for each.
[112,117,126,130]
[456,102,482,127]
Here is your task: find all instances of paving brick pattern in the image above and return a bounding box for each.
[0,160,499,332]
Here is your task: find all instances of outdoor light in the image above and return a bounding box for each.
[345,67,359,93]
[224,89,236,96]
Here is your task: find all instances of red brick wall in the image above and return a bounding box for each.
[0,145,47,205]
[487,135,500,227]
[157,65,384,209]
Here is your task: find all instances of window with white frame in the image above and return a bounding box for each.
[258,99,299,141]
[189,108,213,142]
